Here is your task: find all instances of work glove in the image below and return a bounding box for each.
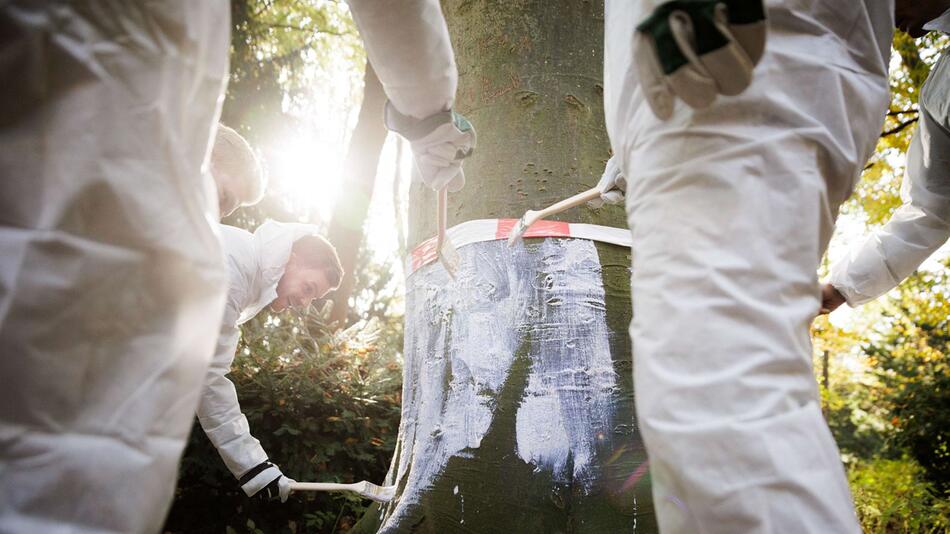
[385,102,476,192]
[239,461,295,503]
[588,156,626,209]
[634,0,767,119]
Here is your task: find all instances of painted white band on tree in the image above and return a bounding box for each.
[408,218,631,276]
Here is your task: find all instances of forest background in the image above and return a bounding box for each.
[162,2,950,532]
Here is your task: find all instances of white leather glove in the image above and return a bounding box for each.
[385,102,476,192]
[239,461,295,503]
[634,0,767,119]
[275,474,294,503]
[589,156,626,209]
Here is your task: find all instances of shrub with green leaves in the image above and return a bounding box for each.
[164,305,402,533]
[849,457,950,534]
[866,264,950,495]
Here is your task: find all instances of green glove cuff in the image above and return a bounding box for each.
[637,2,727,75]
[637,0,766,76]
[384,102,473,142]
[722,0,766,25]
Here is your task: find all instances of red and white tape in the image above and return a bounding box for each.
[407,218,631,275]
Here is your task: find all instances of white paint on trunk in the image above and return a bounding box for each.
[514,239,617,487]
[378,239,620,531]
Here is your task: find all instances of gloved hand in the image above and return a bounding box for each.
[385,102,476,192]
[634,0,767,119]
[239,461,295,503]
[588,156,626,209]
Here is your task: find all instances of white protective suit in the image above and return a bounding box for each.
[346,0,467,192]
[0,3,230,533]
[347,0,456,120]
[605,1,894,532]
[831,12,950,306]
[197,221,323,489]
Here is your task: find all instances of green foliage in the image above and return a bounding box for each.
[823,377,895,462]
[165,306,402,533]
[849,457,950,534]
[848,31,948,226]
[812,318,898,462]
[225,0,363,141]
[338,244,406,328]
[817,263,950,532]
[866,263,950,495]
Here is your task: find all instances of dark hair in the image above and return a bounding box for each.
[291,235,344,289]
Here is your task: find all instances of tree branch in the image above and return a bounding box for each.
[887,108,919,117]
[263,22,347,36]
[880,117,919,138]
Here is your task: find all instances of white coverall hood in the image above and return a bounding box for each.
[606,0,893,532]
[197,220,325,481]
[0,3,230,532]
[831,11,950,306]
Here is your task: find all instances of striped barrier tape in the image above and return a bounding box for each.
[407,218,631,275]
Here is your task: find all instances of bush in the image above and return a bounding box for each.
[164,306,403,533]
[866,266,950,494]
[849,457,950,533]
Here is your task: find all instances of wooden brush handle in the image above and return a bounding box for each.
[437,188,448,248]
[535,187,601,219]
[290,482,357,492]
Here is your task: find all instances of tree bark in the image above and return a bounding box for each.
[328,63,388,326]
[358,1,655,532]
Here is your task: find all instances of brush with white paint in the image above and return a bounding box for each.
[289,481,396,503]
[437,187,460,277]
[507,187,602,247]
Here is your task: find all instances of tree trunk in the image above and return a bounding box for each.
[328,63,388,326]
[358,1,655,532]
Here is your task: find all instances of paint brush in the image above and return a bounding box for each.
[289,481,396,503]
[507,187,602,247]
[437,187,460,277]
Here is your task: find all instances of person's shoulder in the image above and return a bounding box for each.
[219,224,260,285]
[218,225,262,321]
[219,224,256,259]
[220,223,253,243]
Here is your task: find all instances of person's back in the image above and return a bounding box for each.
[0,3,231,532]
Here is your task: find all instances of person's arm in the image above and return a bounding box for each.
[829,101,950,307]
[346,0,455,119]
[196,273,292,501]
[346,0,475,193]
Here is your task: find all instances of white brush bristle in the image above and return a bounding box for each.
[363,483,396,503]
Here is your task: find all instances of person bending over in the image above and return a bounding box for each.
[198,220,343,502]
